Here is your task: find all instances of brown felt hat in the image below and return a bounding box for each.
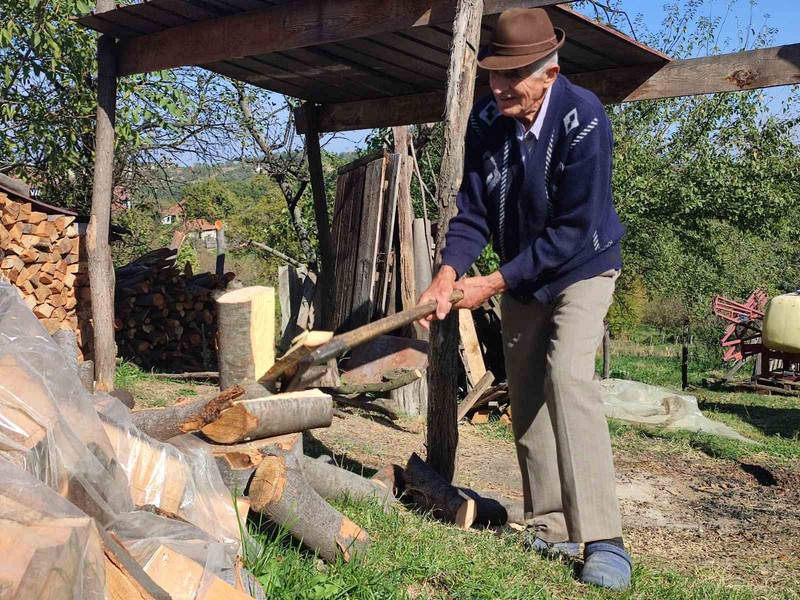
[478,8,566,71]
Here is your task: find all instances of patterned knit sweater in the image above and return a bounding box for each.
[440,75,625,304]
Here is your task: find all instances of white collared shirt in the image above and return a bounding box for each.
[514,84,552,173]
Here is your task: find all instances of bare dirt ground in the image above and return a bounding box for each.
[309,411,800,592]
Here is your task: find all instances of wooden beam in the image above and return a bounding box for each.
[86,0,118,392]
[567,43,800,102]
[115,0,566,76]
[303,103,335,330]
[427,0,484,484]
[299,43,800,132]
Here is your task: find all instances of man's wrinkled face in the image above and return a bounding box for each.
[489,64,558,123]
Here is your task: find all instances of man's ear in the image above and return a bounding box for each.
[543,64,560,87]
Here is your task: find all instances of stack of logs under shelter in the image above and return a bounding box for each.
[115,248,234,372]
[0,180,93,360]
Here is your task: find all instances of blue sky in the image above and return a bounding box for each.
[325,0,800,153]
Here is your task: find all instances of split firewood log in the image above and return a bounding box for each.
[100,528,170,600]
[143,544,254,600]
[456,488,526,526]
[200,390,333,444]
[129,385,245,441]
[249,449,370,563]
[404,453,476,529]
[300,455,396,510]
[210,433,302,495]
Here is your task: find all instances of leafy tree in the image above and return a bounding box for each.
[0,0,232,210]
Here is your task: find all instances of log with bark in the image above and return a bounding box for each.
[200,389,333,444]
[210,433,302,495]
[129,385,245,442]
[404,452,476,529]
[331,368,422,395]
[300,455,396,510]
[371,464,407,497]
[249,449,370,563]
[332,395,399,421]
[216,286,275,390]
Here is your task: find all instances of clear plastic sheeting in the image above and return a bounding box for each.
[0,283,247,598]
[0,284,133,525]
[95,394,242,552]
[601,379,754,443]
[114,511,234,599]
[0,456,105,599]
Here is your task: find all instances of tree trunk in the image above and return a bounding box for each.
[303,103,335,330]
[682,319,690,390]
[216,286,275,390]
[86,1,118,392]
[249,449,370,563]
[404,453,476,529]
[215,221,226,280]
[602,321,611,379]
[201,390,333,444]
[427,0,484,483]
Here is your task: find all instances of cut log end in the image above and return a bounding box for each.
[455,498,477,530]
[249,454,287,511]
[201,404,258,444]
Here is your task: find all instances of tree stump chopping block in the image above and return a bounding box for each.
[249,449,370,563]
[217,286,275,390]
[405,453,476,529]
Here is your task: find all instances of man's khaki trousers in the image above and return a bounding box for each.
[501,270,623,543]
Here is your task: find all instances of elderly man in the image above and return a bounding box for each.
[418,7,631,591]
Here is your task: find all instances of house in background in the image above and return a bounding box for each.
[160,204,183,225]
[183,218,218,249]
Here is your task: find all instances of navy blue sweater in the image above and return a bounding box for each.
[441,75,625,304]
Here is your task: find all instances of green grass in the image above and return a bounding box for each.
[115,359,155,388]
[114,361,210,407]
[242,345,800,598]
[472,349,800,462]
[243,499,788,599]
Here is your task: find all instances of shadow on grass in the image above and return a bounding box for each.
[701,402,800,439]
[302,431,380,479]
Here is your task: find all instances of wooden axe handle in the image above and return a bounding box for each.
[309,290,464,367]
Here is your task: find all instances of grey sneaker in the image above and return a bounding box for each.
[522,531,580,559]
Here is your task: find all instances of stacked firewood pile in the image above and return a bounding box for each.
[0,284,257,598]
[0,190,92,358]
[114,248,233,371]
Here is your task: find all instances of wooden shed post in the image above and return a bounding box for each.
[86,0,118,392]
[303,103,335,330]
[427,0,484,482]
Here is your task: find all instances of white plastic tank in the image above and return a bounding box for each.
[763,292,800,353]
